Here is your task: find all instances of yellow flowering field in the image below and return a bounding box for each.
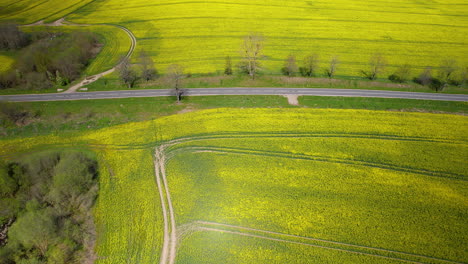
[0,0,94,24]
[64,0,468,75]
[0,108,466,263]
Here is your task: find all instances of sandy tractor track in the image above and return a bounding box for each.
[22,18,137,93]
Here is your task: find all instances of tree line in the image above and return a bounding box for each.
[0,24,101,91]
[117,33,466,98]
[236,35,467,91]
[0,151,98,264]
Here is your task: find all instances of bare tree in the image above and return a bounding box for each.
[388,64,411,83]
[300,54,319,77]
[361,54,386,80]
[224,56,233,75]
[241,34,263,79]
[325,56,339,78]
[438,59,457,85]
[282,55,298,77]
[139,50,157,82]
[118,57,138,88]
[415,67,433,86]
[167,64,184,103]
[460,66,468,87]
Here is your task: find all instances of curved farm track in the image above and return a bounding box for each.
[152,133,466,264]
[1,129,464,263]
[22,18,137,93]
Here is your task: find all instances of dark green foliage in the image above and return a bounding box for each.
[0,161,17,197]
[1,31,100,90]
[429,78,444,92]
[0,151,98,264]
[0,199,19,225]
[413,67,445,91]
[9,204,57,256]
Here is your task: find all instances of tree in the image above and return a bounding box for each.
[282,55,298,77]
[413,67,444,92]
[325,56,339,78]
[167,64,184,103]
[0,23,29,50]
[139,50,157,82]
[241,34,264,79]
[224,56,233,75]
[9,204,57,257]
[388,64,411,83]
[300,54,319,77]
[118,57,138,88]
[459,66,468,87]
[0,161,17,197]
[414,67,432,86]
[361,54,386,80]
[438,59,457,87]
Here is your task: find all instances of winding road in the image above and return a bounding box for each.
[1,88,467,102]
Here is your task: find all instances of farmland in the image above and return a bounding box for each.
[63,0,468,76]
[0,0,94,24]
[1,108,466,263]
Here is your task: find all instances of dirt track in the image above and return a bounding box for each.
[22,18,137,93]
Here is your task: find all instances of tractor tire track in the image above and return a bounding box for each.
[154,145,177,264]
[153,148,170,264]
[197,226,425,264]
[166,145,466,181]
[194,221,463,264]
[40,132,462,152]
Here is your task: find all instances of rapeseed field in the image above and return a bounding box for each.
[65,0,468,76]
[1,108,466,263]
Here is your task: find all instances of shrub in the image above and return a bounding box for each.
[389,64,411,83]
[282,55,298,77]
[0,23,30,50]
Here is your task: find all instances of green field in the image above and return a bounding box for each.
[63,0,468,76]
[1,108,466,263]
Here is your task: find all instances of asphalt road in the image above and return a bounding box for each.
[1,88,467,102]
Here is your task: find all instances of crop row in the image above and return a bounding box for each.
[167,151,467,262]
[0,0,94,24]
[66,0,468,75]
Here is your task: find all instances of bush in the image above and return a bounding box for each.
[3,31,100,90]
[0,161,17,197]
[388,74,403,83]
[389,64,411,83]
[0,23,30,50]
[0,102,32,126]
[1,151,98,263]
[429,78,444,92]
